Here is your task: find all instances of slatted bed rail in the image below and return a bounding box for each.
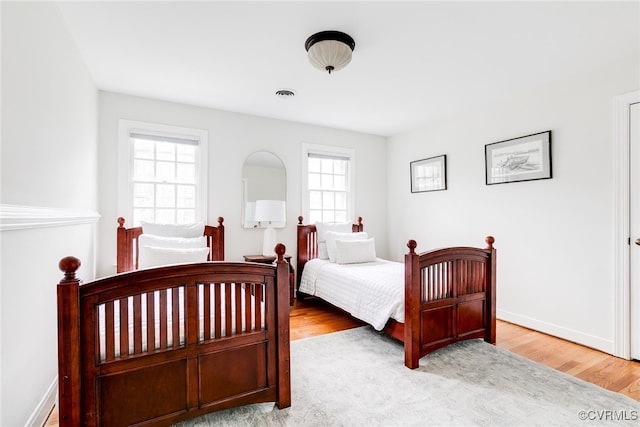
[57,245,291,426]
[96,286,180,363]
[198,281,267,341]
[404,237,496,368]
[93,283,268,363]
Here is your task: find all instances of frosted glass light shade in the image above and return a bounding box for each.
[307,40,352,73]
[305,31,355,74]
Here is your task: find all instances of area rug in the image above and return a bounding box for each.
[175,327,640,426]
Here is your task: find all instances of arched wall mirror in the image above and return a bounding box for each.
[242,151,286,228]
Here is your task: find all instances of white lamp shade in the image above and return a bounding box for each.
[254,200,286,223]
[307,39,353,73]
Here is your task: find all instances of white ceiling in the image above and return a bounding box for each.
[56,1,639,137]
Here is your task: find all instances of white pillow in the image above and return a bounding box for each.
[140,221,205,238]
[325,231,368,262]
[335,238,377,264]
[138,246,209,269]
[315,222,352,259]
[318,242,329,260]
[138,234,207,249]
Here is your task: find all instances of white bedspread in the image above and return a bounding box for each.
[299,258,405,330]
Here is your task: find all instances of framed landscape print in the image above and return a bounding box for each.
[410,154,447,193]
[485,131,552,185]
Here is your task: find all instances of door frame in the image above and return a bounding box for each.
[614,89,640,359]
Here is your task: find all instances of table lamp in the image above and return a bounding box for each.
[254,200,286,256]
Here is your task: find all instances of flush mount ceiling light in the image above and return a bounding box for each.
[305,30,355,74]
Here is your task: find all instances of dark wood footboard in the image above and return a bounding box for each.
[57,245,290,426]
[404,237,496,368]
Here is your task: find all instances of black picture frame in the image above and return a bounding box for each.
[485,131,552,185]
[410,155,447,193]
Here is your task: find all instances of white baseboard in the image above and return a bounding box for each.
[25,377,57,427]
[497,309,615,355]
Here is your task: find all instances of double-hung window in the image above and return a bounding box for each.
[302,144,355,223]
[118,120,208,226]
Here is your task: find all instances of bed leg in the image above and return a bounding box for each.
[275,244,291,408]
[404,240,421,369]
[485,236,497,345]
[57,257,82,426]
[295,290,309,301]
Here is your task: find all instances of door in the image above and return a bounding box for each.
[630,101,640,360]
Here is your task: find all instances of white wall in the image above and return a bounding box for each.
[0,2,98,426]
[387,54,640,354]
[97,92,388,277]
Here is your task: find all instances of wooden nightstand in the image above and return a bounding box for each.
[243,254,295,306]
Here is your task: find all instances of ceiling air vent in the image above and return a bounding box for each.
[275,89,296,99]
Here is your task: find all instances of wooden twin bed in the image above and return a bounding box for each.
[296,216,497,369]
[57,219,290,426]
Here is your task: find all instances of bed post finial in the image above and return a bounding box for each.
[217,216,224,226]
[407,240,417,254]
[297,216,303,225]
[59,256,81,281]
[485,236,495,250]
[274,243,286,261]
[352,216,364,232]
[117,217,126,228]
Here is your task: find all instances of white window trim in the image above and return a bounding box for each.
[300,143,355,223]
[118,119,208,224]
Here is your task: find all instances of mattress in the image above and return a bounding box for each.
[299,258,405,330]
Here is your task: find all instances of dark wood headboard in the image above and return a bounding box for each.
[116,217,225,273]
[295,216,363,286]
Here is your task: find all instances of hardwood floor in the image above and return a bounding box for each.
[289,296,366,340]
[497,319,640,401]
[44,298,640,426]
